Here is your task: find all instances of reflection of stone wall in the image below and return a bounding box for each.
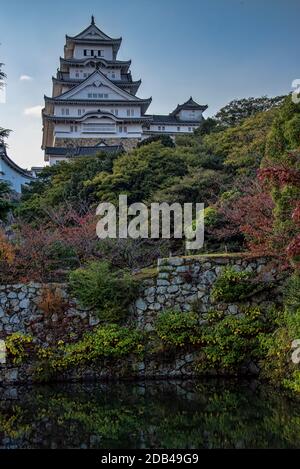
[54,137,140,152]
[0,254,284,386]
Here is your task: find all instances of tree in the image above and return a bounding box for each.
[0,181,13,221]
[214,95,285,128]
[137,134,175,148]
[17,153,118,222]
[87,142,188,204]
[0,62,11,142]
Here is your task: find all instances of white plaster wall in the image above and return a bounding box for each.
[69,67,121,81]
[54,105,141,118]
[149,124,198,133]
[0,159,32,193]
[178,109,203,121]
[54,122,143,139]
[73,44,113,60]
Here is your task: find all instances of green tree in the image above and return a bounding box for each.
[0,62,11,142]
[215,95,285,128]
[0,181,13,221]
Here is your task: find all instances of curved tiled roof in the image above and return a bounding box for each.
[0,144,35,179]
[170,97,208,116]
[45,142,124,158]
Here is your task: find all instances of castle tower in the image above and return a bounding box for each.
[42,17,207,165]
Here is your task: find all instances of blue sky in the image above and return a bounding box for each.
[0,0,299,167]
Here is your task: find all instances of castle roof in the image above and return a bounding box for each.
[170,97,208,116]
[59,57,131,72]
[65,17,122,57]
[45,141,124,159]
[66,16,121,43]
[151,114,202,125]
[0,144,35,180]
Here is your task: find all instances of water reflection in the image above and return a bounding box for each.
[0,380,299,449]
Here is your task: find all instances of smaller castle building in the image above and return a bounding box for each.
[0,144,35,193]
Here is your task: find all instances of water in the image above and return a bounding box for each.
[0,379,299,449]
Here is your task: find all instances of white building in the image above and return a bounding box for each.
[42,17,208,165]
[0,144,35,193]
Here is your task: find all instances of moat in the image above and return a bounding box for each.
[0,379,299,449]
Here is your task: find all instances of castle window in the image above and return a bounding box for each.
[119,126,123,133]
[83,73,87,77]
[124,126,127,133]
[98,50,103,57]
[111,73,116,79]
[88,93,92,98]
[84,49,87,56]
[177,126,180,132]
[162,126,165,131]
[158,126,161,131]
[188,127,192,132]
[75,72,79,78]
[70,125,78,132]
[130,109,134,116]
[127,109,130,116]
[78,109,81,116]
[83,123,116,133]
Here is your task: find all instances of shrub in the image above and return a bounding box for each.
[37,286,69,317]
[35,324,144,379]
[198,307,278,372]
[284,273,300,313]
[259,274,300,390]
[46,241,79,270]
[137,134,175,148]
[0,230,15,265]
[69,261,139,322]
[211,266,265,302]
[155,310,202,347]
[6,333,34,365]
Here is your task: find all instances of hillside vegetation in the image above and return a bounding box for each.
[1,94,300,392]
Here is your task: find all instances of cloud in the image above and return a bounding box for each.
[24,105,43,117]
[20,74,33,81]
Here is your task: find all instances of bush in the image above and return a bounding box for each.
[35,324,144,379]
[198,307,278,372]
[259,274,300,390]
[137,134,175,148]
[211,266,265,302]
[69,261,139,322]
[6,333,34,365]
[46,241,79,270]
[155,310,202,347]
[284,273,300,313]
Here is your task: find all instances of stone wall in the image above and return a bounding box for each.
[0,283,100,345]
[54,137,141,152]
[132,254,283,332]
[0,254,284,386]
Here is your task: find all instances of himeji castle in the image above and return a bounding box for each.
[42,17,208,165]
